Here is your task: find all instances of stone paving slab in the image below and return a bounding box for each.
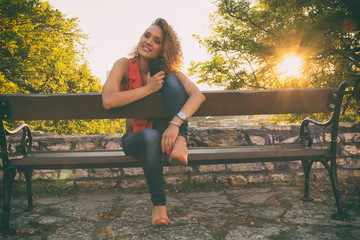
[1,183,359,239]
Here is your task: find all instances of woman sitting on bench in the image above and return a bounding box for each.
[102,18,205,227]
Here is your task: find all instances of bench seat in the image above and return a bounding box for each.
[9,145,329,169]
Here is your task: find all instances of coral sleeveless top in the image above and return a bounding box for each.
[121,59,152,133]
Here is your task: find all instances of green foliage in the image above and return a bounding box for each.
[8,179,78,197]
[0,0,100,94]
[189,0,360,122]
[5,119,125,136]
[1,0,124,134]
[23,119,125,135]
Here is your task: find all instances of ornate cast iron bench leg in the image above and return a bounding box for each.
[2,168,17,234]
[328,155,347,219]
[23,169,34,212]
[300,159,314,202]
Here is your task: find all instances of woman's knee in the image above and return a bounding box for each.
[163,74,188,102]
[140,129,163,167]
[163,74,182,90]
[141,129,162,147]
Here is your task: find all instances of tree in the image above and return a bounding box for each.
[1,0,124,134]
[0,0,100,93]
[189,0,360,122]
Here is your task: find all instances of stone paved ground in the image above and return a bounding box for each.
[1,179,359,240]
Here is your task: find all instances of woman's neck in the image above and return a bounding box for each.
[138,57,150,84]
[138,57,150,75]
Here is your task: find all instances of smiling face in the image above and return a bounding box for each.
[137,25,164,60]
[130,18,183,73]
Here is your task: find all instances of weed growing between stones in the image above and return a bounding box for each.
[313,199,331,205]
[168,205,187,217]
[26,220,57,233]
[211,229,229,240]
[268,230,290,240]
[143,227,166,237]
[100,205,124,219]
[278,199,294,208]
[343,199,360,214]
[220,207,233,214]
[8,179,78,198]
[173,221,188,226]
[341,177,360,215]
[38,206,60,214]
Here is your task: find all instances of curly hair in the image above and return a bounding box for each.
[130,18,183,73]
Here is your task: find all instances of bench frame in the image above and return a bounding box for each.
[0,81,350,233]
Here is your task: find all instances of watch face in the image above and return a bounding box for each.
[177,112,187,121]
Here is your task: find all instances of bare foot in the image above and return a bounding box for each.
[152,205,168,225]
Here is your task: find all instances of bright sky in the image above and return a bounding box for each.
[46,0,217,89]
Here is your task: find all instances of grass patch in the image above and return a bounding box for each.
[168,205,187,217]
[268,230,290,240]
[343,199,360,213]
[39,206,60,214]
[220,207,234,214]
[174,221,188,226]
[313,199,330,205]
[8,180,78,198]
[342,178,360,214]
[212,229,229,240]
[27,220,56,233]
[100,206,124,219]
[279,199,293,208]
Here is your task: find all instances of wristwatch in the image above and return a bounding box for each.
[176,112,187,121]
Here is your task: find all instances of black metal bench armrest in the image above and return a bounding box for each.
[3,123,32,156]
[300,80,350,148]
[300,118,332,147]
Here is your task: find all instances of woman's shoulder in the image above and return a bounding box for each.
[111,58,130,75]
[107,58,130,86]
[115,57,130,67]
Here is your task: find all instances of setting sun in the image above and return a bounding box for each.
[279,54,303,78]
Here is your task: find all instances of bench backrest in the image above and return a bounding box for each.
[0,88,340,121]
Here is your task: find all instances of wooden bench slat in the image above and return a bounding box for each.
[1,88,334,121]
[9,146,329,169]
[189,146,329,160]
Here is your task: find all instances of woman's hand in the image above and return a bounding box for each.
[161,123,180,154]
[146,71,165,93]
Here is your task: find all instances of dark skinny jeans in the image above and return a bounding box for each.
[121,74,188,206]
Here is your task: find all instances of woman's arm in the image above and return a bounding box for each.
[161,72,206,153]
[101,58,164,109]
[173,71,206,120]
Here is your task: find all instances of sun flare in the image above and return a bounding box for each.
[279,54,303,78]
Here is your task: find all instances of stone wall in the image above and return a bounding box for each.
[3,123,360,187]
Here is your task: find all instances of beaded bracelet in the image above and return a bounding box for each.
[169,121,180,127]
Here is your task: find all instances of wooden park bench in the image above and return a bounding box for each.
[0,81,350,233]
